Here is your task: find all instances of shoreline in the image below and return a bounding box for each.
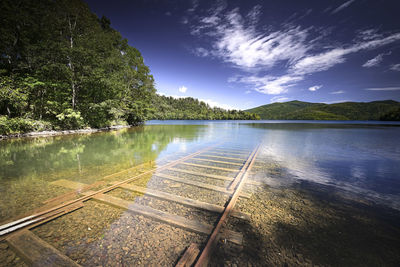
[0,125,132,140]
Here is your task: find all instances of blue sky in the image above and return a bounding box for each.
[86,0,400,110]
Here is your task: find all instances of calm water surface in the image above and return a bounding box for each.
[1,120,400,218]
[1,120,400,265]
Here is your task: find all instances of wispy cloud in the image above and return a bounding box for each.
[187,4,400,95]
[362,54,384,68]
[179,86,188,93]
[362,52,391,68]
[270,96,290,103]
[189,7,311,70]
[365,87,400,91]
[390,64,400,71]
[290,33,400,75]
[330,90,345,94]
[324,99,351,104]
[309,85,322,91]
[193,47,210,57]
[331,0,356,14]
[245,90,251,94]
[233,74,303,95]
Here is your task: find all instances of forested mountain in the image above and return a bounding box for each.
[0,0,258,135]
[246,100,400,120]
[149,95,259,120]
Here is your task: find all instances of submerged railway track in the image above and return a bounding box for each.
[0,143,261,266]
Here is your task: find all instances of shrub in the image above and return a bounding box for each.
[0,116,52,135]
[55,109,85,129]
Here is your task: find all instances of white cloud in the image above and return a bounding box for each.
[390,64,400,71]
[193,47,210,57]
[365,87,400,91]
[245,90,252,94]
[362,54,384,67]
[291,33,400,75]
[323,99,350,104]
[358,29,383,41]
[330,90,345,94]
[362,52,391,68]
[199,98,236,110]
[270,96,290,103]
[178,86,188,93]
[308,85,322,91]
[236,74,303,95]
[187,4,400,95]
[190,7,311,70]
[331,0,355,14]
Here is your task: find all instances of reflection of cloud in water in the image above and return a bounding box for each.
[256,131,400,210]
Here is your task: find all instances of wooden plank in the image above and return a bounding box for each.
[167,167,263,186]
[206,151,250,157]
[84,192,243,245]
[210,148,250,153]
[196,154,246,162]
[190,157,243,166]
[154,173,251,199]
[7,230,80,267]
[118,184,250,220]
[176,243,200,267]
[179,162,240,172]
[167,167,235,181]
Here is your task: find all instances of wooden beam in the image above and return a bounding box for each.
[117,183,250,220]
[205,151,250,157]
[167,168,235,181]
[166,167,263,187]
[176,243,200,267]
[84,192,243,245]
[154,173,251,199]
[196,154,246,162]
[190,157,243,166]
[7,230,80,267]
[211,148,249,153]
[179,162,240,172]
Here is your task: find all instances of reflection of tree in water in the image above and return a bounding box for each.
[0,125,203,181]
[0,125,204,221]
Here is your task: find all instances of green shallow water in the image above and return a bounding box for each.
[0,121,400,266]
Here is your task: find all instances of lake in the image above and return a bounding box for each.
[1,120,400,266]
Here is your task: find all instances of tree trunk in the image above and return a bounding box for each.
[68,16,77,109]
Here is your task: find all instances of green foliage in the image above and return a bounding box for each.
[0,0,155,133]
[0,76,28,117]
[0,116,52,135]
[55,109,85,129]
[149,95,260,120]
[379,107,400,121]
[246,100,400,120]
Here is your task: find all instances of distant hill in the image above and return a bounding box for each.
[245,100,400,121]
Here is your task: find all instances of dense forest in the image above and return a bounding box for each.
[149,95,259,120]
[0,0,257,135]
[246,100,400,120]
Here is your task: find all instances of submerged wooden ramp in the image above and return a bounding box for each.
[0,143,261,266]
